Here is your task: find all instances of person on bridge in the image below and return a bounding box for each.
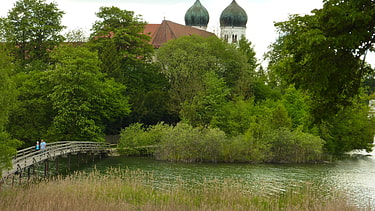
[40,139,46,150]
[35,141,40,151]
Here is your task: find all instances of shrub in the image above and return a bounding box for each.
[155,123,226,162]
[119,121,325,163]
[118,123,160,155]
[267,128,325,163]
[221,133,270,163]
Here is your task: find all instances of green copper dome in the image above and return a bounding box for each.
[220,0,248,27]
[185,0,209,27]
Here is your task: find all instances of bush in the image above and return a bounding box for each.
[119,121,325,163]
[267,128,325,163]
[118,123,162,155]
[156,123,226,162]
[221,133,270,163]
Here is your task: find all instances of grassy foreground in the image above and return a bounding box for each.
[0,168,359,211]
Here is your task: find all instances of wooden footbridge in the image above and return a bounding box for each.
[1,141,112,181]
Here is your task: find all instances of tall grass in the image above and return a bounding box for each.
[0,168,360,211]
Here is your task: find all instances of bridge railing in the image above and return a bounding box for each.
[3,141,111,179]
[13,142,110,163]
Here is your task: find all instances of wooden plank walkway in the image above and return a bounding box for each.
[1,141,111,179]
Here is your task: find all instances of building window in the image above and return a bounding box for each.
[232,34,237,43]
[224,34,228,42]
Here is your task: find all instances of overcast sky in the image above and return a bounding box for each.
[1,0,374,66]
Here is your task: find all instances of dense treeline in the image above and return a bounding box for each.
[0,0,375,173]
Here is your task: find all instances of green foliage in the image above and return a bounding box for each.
[156,123,226,163]
[1,0,65,70]
[156,35,253,124]
[0,131,22,177]
[212,97,293,136]
[88,6,168,128]
[119,120,325,163]
[0,47,22,175]
[212,96,325,162]
[157,36,221,114]
[238,37,258,70]
[7,71,54,145]
[264,0,375,155]
[319,98,375,154]
[221,133,270,163]
[268,0,375,121]
[118,123,166,155]
[253,79,282,103]
[267,128,325,163]
[180,71,230,127]
[211,98,255,136]
[121,63,173,127]
[47,45,130,141]
[89,6,154,82]
[0,46,17,131]
[361,66,375,95]
[7,44,131,144]
[281,86,312,131]
[271,103,292,130]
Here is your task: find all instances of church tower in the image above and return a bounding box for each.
[185,0,210,30]
[220,0,247,43]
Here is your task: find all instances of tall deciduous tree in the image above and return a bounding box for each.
[267,0,375,121]
[0,46,21,176]
[89,6,167,128]
[7,70,54,145]
[1,0,65,71]
[0,47,17,131]
[89,6,154,82]
[156,35,253,126]
[48,45,130,141]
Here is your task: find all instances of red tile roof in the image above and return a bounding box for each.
[144,20,216,48]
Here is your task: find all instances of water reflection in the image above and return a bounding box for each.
[327,150,375,208]
[80,150,375,209]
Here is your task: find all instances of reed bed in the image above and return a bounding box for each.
[0,168,362,211]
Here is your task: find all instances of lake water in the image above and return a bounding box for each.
[76,149,375,209]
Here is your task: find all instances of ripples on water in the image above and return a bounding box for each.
[80,149,375,209]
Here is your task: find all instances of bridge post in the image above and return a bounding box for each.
[68,154,71,172]
[77,153,80,168]
[27,167,31,183]
[55,157,59,175]
[44,160,49,178]
[18,170,22,186]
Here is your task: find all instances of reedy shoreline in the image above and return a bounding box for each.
[0,168,363,211]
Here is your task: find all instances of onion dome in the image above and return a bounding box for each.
[185,0,210,28]
[220,0,248,27]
